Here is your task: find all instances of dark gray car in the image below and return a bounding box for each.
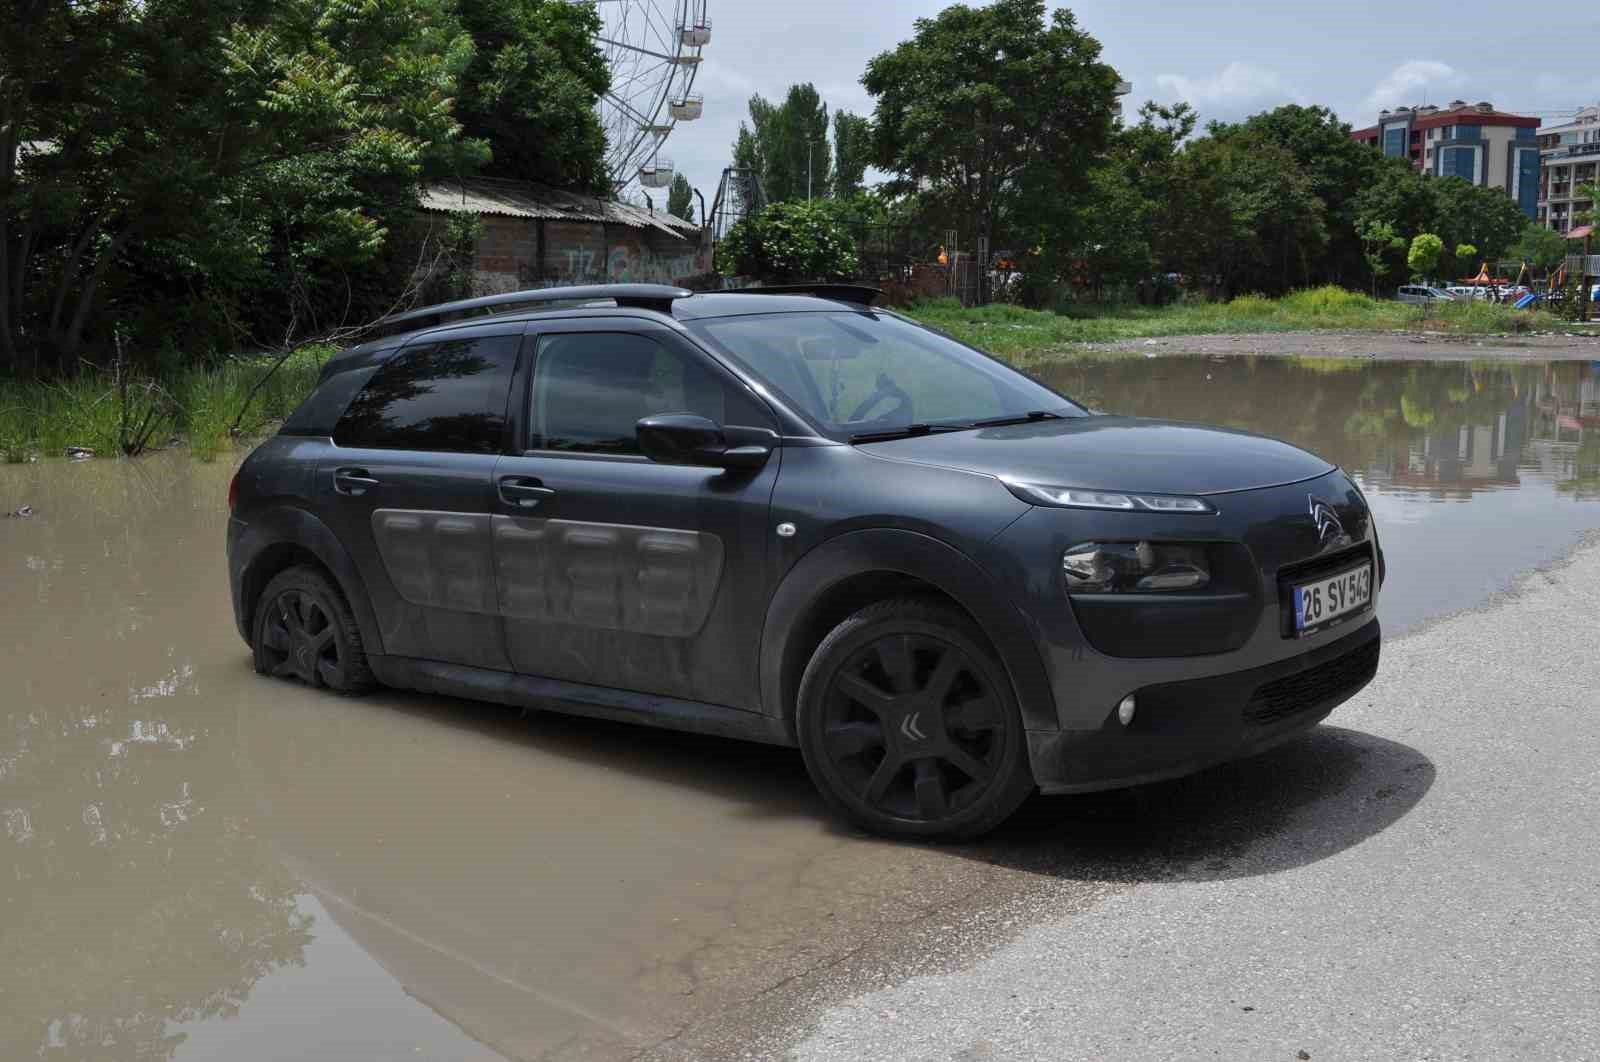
[227,284,1382,839]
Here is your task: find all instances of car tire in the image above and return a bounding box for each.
[796,596,1034,840]
[252,565,377,694]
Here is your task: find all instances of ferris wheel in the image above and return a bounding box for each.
[589,0,710,194]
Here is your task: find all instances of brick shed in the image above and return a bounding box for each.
[420,177,712,293]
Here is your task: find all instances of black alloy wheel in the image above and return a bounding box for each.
[252,566,375,694]
[797,597,1033,839]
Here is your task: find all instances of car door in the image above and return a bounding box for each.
[491,318,780,709]
[318,322,524,670]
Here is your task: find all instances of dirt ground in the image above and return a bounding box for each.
[1083,328,1600,360]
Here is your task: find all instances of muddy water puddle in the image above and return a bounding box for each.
[0,354,1591,1060]
[0,455,1072,1061]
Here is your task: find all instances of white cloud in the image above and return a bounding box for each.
[1154,62,1292,108]
[1365,60,1458,111]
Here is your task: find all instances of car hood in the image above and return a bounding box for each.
[858,416,1335,496]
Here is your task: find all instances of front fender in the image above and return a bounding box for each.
[758,528,1057,733]
[230,504,384,657]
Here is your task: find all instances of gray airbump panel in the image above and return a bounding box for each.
[492,516,724,637]
[371,510,497,615]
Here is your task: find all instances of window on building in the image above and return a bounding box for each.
[1440,146,1476,181]
[1517,149,1540,219]
[1516,126,1536,140]
[334,335,520,453]
[1383,127,1406,157]
[1452,124,1481,141]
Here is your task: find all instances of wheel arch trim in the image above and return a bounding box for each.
[758,528,1057,735]
[232,504,384,657]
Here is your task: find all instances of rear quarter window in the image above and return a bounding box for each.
[332,334,521,453]
[279,365,380,438]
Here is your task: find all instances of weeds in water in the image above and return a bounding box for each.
[906,286,1565,359]
[0,344,333,461]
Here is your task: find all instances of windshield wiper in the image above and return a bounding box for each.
[968,410,1069,429]
[847,422,969,444]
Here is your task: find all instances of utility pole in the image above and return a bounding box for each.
[807,137,824,199]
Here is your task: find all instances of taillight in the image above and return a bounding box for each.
[228,469,241,512]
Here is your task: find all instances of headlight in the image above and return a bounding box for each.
[1063,541,1211,593]
[1004,481,1215,514]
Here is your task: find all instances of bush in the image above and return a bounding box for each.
[1226,294,1278,316]
[714,200,859,281]
[1279,285,1373,314]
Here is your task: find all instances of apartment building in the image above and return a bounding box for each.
[1351,100,1542,219]
[1536,104,1600,233]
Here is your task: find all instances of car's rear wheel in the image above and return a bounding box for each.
[796,597,1034,840]
[252,565,376,694]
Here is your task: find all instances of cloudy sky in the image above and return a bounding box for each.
[610,0,1599,212]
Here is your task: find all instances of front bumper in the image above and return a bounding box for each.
[1026,618,1380,794]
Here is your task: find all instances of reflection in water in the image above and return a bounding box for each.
[1035,356,1600,629]
[0,458,310,1061]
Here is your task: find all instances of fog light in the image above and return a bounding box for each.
[1117,695,1137,726]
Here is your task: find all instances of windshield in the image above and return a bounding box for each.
[687,311,1085,440]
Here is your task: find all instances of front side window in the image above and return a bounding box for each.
[688,311,1085,440]
[333,334,519,453]
[530,332,772,455]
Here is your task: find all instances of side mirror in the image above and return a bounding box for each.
[636,414,772,470]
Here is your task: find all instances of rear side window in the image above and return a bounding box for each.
[333,335,520,453]
[530,332,772,455]
[280,365,379,437]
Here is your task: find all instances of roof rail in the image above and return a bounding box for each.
[724,284,882,306]
[373,284,693,336]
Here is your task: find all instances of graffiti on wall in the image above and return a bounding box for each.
[606,243,704,284]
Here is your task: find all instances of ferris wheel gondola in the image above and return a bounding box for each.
[584,1,710,194]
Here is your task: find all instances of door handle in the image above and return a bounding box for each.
[499,476,556,509]
[333,468,380,496]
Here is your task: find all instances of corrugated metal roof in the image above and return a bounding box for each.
[420,178,700,241]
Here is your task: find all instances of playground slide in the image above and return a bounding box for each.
[1515,293,1539,309]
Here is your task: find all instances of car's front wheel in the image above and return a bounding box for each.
[796,597,1034,840]
[252,565,376,694]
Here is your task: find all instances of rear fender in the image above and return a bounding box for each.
[232,504,383,657]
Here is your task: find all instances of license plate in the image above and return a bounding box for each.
[1293,564,1373,635]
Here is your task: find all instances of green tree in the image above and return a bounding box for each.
[832,111,873,199]
[1359,220,1404,297]
[1409,233,1444,280]
[714,200,858,280]
[1454,242,1479,278]
[1575,181,1600,226]
[1209,104,1380,285]
[454,0,610,193]
[2,0,478,373]
[729,84,833,203]
[666,174,694,223]
[1354,156,1437,244]
[1170,136,1328,297]
[1509,222,1568,271]
[862,0,1121,301]
[1428,179,1524,263]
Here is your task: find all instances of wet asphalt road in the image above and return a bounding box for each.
[785,539,1600,1062]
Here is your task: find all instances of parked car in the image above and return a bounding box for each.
[1397,284,1456,305]
[228,283,1384,839]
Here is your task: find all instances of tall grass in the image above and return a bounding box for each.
[0,345,333,463]
[906,286,1564,360]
